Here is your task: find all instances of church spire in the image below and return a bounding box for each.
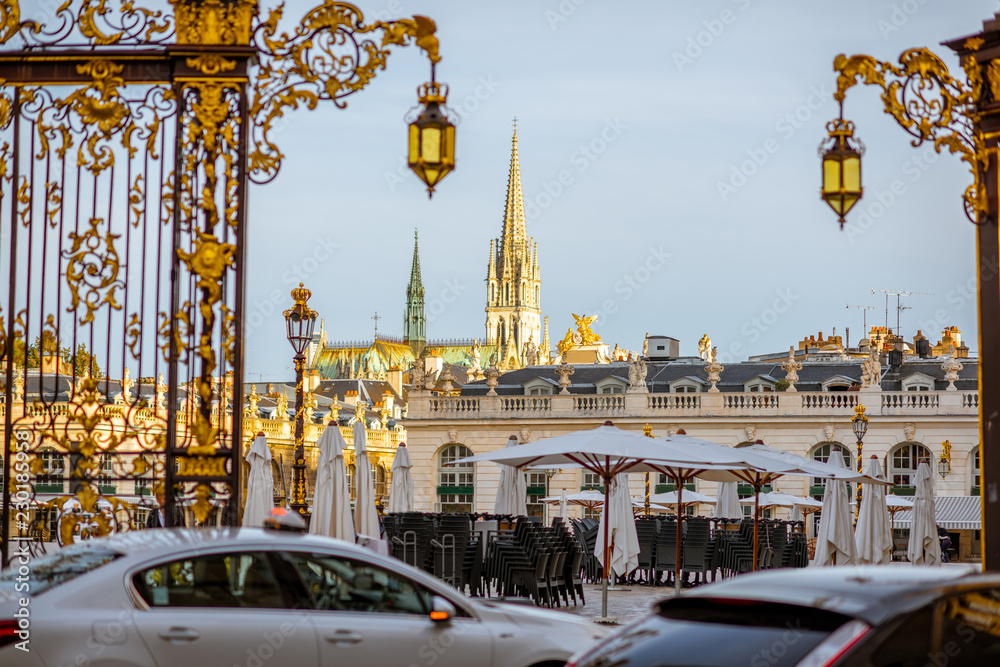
[408,227,424,293]
[404,228,426,353]
[500,127,528,261]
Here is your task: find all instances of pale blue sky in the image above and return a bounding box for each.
[245,0,997,380]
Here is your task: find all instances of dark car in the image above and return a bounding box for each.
[567,565,1000,667]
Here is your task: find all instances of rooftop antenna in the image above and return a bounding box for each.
[871,289,934,339]
[847,304,879,335]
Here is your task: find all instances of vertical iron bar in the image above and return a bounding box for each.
[231,83,250,525]
[164,83,185,528]
[2,90,21,567]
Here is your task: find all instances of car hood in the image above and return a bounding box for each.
[483,600,610,638]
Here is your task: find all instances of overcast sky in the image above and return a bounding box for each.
[244,0,996,381]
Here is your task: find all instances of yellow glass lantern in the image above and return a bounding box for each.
[408,81,456,198]
[819,116,865,228]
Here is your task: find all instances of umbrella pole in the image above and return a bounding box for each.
[601,468,611,620]
[675,477,683,596]
[753,477,761,571]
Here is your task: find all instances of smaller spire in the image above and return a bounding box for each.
[407,228,424,297]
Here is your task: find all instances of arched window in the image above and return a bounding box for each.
[438,444,474,513]
[888,443,932,488]
[810,443,851,496]
[375,464,388,501]
[37,448,65,492]
[498,318,506,345]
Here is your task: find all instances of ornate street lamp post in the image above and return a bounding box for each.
[852,405,869,523]
[939,440,952,479]
[283,283,318,520]
[820,11,1000,569]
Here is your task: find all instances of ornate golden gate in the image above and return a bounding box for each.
[0,0,449,565]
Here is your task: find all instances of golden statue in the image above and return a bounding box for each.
[572,313,601,345]
[557,327,575,356]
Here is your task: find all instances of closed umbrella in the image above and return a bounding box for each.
[309,426,354,541]
[388,443,414,513]
[813,454,857,566]
[908,460,939,565]
[493,436,528,516]
[715,481,742,519]
[353,420,380,540]
[596,474,640,580]
[855,455,892,565]
[558,489,568,519]
[242,433,274,528]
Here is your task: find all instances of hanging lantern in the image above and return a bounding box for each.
[819,116,865,228]
[408,81,456,198]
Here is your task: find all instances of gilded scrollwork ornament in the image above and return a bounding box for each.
[833,47,985,223]
[64,217,124,325]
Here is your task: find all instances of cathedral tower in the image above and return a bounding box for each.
[485,128,542,366]
[404,228,426,355]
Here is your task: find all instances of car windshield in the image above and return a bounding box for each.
[0,543,121,598]
[580,598,850,667]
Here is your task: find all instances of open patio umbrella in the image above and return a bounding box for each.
[739,492,823,511]
[242,433,274,528]
[388,443,414,513]
[309,426,354,541]
[493,436,528,516]
[855,455,892,565]
[449,422,751,618]
[907,460,939,565]
[597,474,640,580]
[540,489,606,509]
[699,441,890,570]
[353,420,380,541]
[715,481,742,520]
[648,490,717,508]
[813,454,857,566]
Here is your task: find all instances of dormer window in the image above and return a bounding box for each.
[528,386,551,396]
[595,377,628,395]
[744,375,776,393]
[901,372,936,392]
[524,377,557,396]
[669,377,705,394]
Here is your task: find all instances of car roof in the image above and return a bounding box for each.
[676,565,1000,621]
[65,527,368,560]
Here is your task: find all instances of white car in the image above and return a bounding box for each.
[0,527,608,667]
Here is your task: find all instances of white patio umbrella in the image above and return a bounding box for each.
[855,455,892,565]
[309,426,354,541]
[353,420,380,541]
[648,490,717,508]
[388,443,415,513]
[540,489,606,509]
[738,492,823,510]
[493,436,528,516]
[813,454,857,566]
[908,460,940,565]
[242,433,274,528]
[596,474,640,580]
[715,481,742,519]
[449,422,751,618]
[699,442,889,570]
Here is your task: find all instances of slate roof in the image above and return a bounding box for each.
[460,358,979,396]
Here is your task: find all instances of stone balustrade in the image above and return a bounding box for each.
[406,388,980,420]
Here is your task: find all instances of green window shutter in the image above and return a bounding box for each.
[437,485,474,495]
[890,485,916,496]
[526,486,547,496]
[581,485,605,493]
[655,483,696,494]
[971,486,981,496]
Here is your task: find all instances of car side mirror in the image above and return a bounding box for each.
[430,595,456,623]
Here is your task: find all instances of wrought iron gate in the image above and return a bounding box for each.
[0,0,444,565]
